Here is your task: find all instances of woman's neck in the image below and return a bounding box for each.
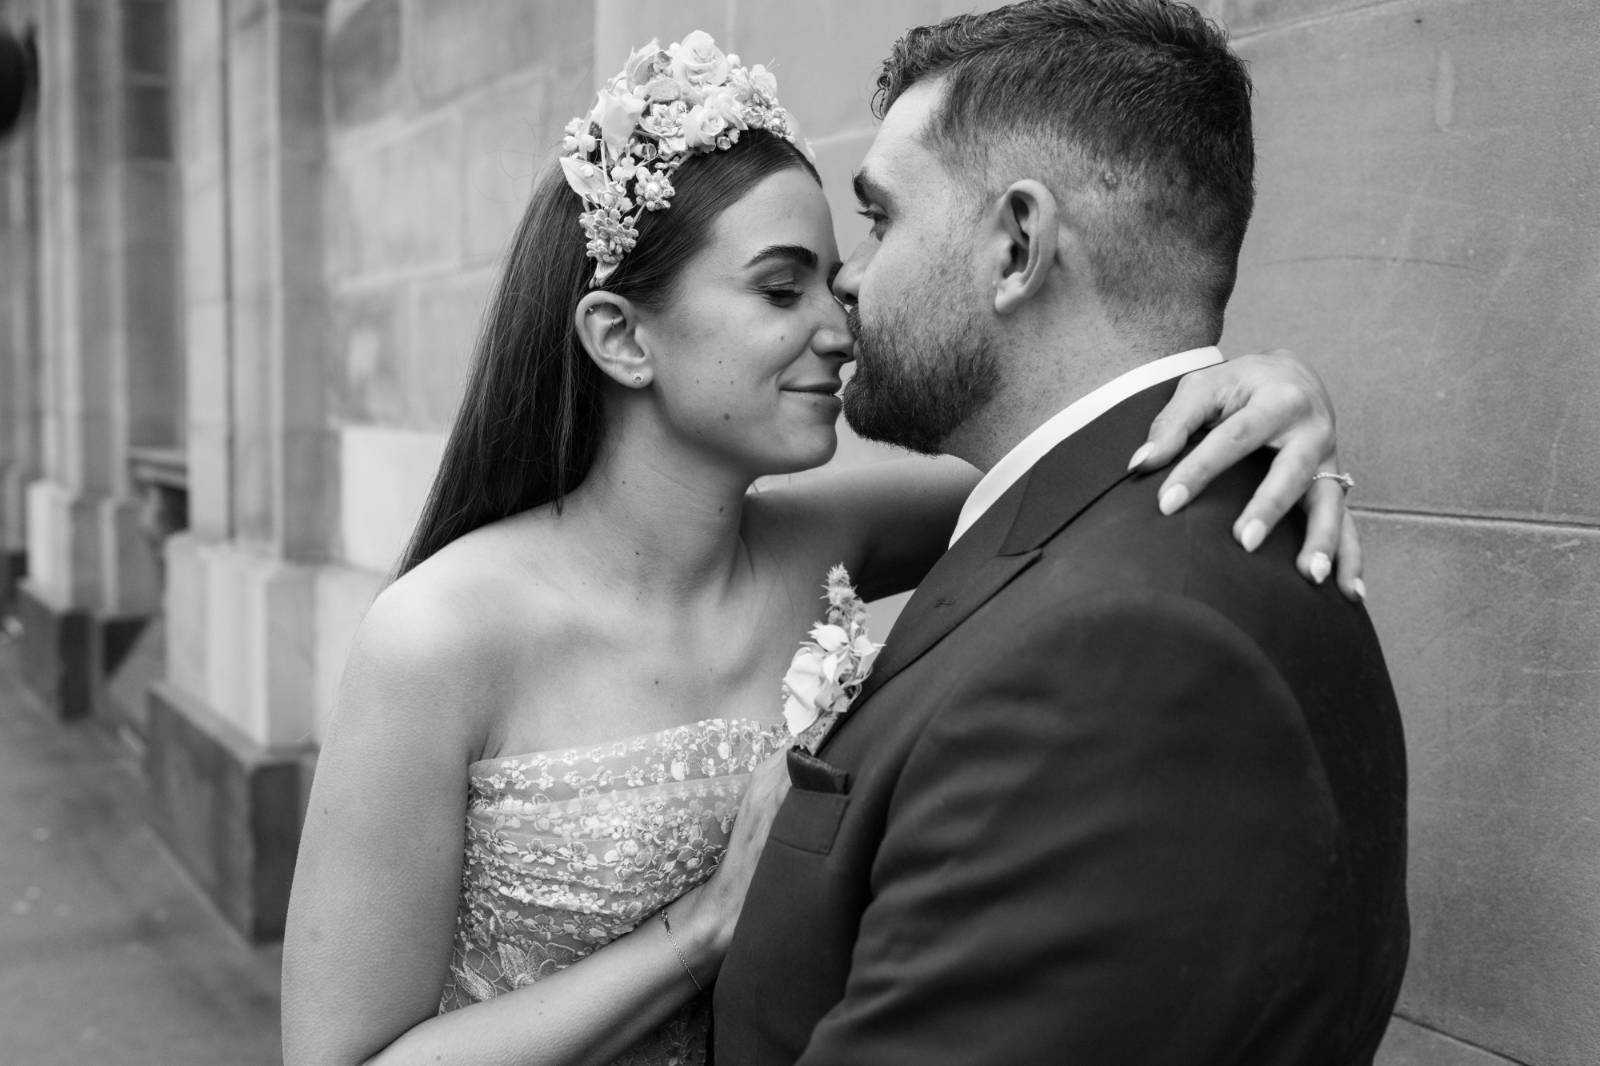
[553,430,754,608]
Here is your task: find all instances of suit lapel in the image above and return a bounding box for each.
[821,379,1184,753]
[852,510,1040,708]
[999,379,1179,554]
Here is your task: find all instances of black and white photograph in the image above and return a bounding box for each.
[0,1,1594,1063]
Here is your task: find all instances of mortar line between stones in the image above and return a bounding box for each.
[1390,1010,1535,1066]
[1352,504,1600,535]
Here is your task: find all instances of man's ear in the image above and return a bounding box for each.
[574,290,653,389]
[984,179,1061,315]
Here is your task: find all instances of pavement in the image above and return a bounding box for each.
[0,628,282,1065]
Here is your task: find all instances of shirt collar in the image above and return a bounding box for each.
[948,346,1225,547]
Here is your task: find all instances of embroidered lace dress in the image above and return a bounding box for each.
[439,716,789,1065]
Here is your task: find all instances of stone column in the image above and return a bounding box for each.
[18,0,180,719]
[151,0,329,942]
[0,15,39,617]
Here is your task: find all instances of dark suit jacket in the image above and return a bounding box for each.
[713,382,1409,1065]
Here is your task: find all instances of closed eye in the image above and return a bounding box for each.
[760,288,803,307]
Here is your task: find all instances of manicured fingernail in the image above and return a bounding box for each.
[1350,578,1367,602]
[1127,442,1154,471]
[1308,552,1331,585]
[1238,518,1266,552]
[1158,484,1190,515]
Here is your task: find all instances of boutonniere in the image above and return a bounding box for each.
[781,564,884,753]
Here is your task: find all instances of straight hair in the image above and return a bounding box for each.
[395,130,818,577]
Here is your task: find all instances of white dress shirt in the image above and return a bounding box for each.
[948,346,1225,546]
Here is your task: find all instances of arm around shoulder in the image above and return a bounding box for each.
[747,455,978,601]
[799,591,1340,1065]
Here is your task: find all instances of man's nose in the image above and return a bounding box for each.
[832,241,868,307]
[813,298,855,360]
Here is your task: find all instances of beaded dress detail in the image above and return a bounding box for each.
[439,717,789,1065]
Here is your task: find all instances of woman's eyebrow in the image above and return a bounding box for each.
[745,244,819,270]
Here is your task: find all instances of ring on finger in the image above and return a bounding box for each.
[1312,471,1355,494]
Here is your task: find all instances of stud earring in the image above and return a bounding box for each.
[632,373,644,385]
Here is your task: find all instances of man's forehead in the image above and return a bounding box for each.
[858,79,944,194]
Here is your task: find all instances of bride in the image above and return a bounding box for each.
[282,31,1360,1066]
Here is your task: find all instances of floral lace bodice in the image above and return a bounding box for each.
[438,716,789,1065]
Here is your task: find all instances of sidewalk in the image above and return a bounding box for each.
[0,628,282,1065]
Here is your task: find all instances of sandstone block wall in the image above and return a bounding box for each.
[1204,1,1600,1062]
[323,0,590,587]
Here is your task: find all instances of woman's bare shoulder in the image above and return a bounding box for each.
[337,523,578,758]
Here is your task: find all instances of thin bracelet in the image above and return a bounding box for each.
[659,908,705,992]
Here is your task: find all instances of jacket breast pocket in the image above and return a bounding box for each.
[770,748,852,855]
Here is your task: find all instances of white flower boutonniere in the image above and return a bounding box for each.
[782,564,884,753]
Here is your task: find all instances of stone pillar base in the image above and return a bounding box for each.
[1,549,23,616]
[102,614,164,743]
[14,578,152,723]
[144,679,312,943]
[15,580,92,718]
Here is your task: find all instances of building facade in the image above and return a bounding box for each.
[0,1,1596,1063]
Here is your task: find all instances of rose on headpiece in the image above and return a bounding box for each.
[670,30,733,86]
[559,31,809,286]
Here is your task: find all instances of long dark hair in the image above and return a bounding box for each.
[395,130,818,577]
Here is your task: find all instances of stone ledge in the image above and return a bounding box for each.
[144,679,311,943]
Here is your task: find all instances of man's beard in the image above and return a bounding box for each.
[842,301,999,456]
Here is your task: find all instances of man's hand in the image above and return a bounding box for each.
[1129,349,1364,601]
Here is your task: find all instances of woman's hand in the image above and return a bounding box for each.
[678,750,793,963]
[1129,349,1365,602]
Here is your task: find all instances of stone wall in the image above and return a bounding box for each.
[1204,1,1600,1062]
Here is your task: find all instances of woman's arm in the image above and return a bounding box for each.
[1128,349,1362,598]
[748,454,978,602]
[760,349,1360,603]
[281,583,790,1066]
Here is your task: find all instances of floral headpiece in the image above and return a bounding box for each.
[560,31,808,286]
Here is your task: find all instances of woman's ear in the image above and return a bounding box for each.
[575,291,653,389]
[983,179,1061,315]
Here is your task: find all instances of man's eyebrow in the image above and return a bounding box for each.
[744,244,819,270]
[852,170,892,209]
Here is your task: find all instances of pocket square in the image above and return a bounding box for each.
[786,747,851,794]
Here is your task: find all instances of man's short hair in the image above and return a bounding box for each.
[876,0,1254,337]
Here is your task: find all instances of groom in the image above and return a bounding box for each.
[714,2,1408,1063]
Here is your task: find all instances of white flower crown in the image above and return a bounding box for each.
[560,31,810,286]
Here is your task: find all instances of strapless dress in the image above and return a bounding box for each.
[438,716,789,1065]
